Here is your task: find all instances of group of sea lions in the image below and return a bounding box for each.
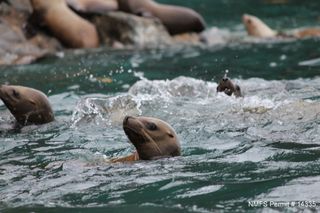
[29,0,206,48]
[0,73,239,163]
[28,0,320,49]
[2,0,320,51]
[0,0,242,164]
[0,84,182,163]
[2,2,318,163]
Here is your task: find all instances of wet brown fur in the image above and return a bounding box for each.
[0,85,54,125]
[117,0,206,35]
[31,0,99,48]
[217,77,242,98]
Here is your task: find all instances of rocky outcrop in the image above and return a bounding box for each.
[92,11,173,48]
[0,0,206,66]
[0,0,62,65]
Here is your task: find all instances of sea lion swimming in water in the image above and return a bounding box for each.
[216,71,242,98]
[66,0,118,14]
[242,14,277,38]
[117,0,206,35]
[242,14,320,38]
[30,0,99,48]
[111,116,181,162]
[0,85,54,125]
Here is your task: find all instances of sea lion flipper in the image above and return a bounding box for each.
[234,85,243,97]
[110,152,139,163]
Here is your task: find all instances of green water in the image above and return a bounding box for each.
[1,1,320,213]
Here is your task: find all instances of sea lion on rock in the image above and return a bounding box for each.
[30,0,99,48]
[0,85,54,125]
[117,0,206,35]
[111,116,181,162]
[242,14,320,39]
[66,0,118,14]
[216,71,242,97]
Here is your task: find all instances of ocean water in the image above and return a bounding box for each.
[1,1,320,212]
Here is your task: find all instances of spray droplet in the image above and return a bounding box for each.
[223,70,229,79]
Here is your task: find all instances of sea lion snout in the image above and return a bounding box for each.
[242,14,251,24]
[123,115,142,132]
[123,115,129,124]
[123,115,132,125]
[0,85,20,104]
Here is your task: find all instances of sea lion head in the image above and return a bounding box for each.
[242,14,277,38]
[0,85,54,125]
[123,116,181,160]
[216,72,242,97]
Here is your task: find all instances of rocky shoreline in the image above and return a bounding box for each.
[0,0,206,66]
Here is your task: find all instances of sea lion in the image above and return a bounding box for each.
[117,0,206,35]
[66,0,118,14]
[0,85,54,125]
[30,0,99,48]
[242,14,277,38]
[111,116,181,162]
[242,14,320,39]
[216,71,242,97]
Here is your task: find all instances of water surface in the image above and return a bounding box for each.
[1,1,320,212]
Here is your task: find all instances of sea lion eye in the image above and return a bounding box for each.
[12,90,19,98]
[247,19,252,24]
[146,122,157,131]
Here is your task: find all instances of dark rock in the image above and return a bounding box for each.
[92,11,173,48]
[0,0,62,65]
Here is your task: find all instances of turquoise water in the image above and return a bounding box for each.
[1,1,320,212]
